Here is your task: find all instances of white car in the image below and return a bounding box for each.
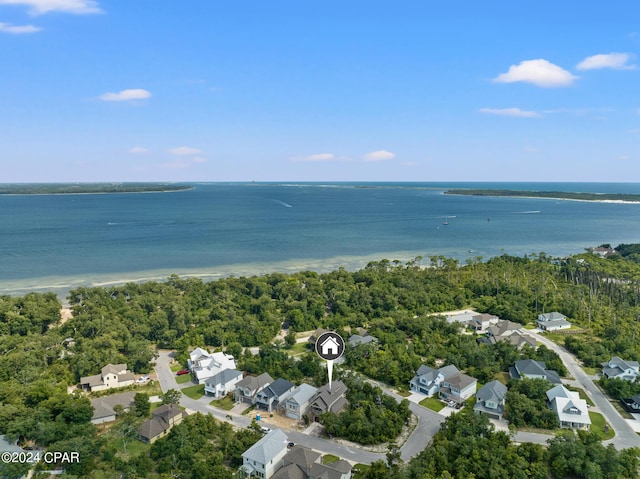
[260,426,272,433]
[136,376,150,383]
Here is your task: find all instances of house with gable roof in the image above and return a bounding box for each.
[80,363,135,392]
[509,359,562,384]
[282,384,318,419]
[602,356,640,381]
[137,404,187,444]
[235,372,274,404]
[272,445,352,479]
[204,368,243,398]
[474,380,508,420]
[90,391,136,424]
[439,371,477,405]
[409,364,463,397]
[480,320,537,349]
[546,384,591,430]
[470,313,500,332]
[256,378,296,412]
[187,347,237,384]
[308,380,348,421]
[240,428,289,479]
[536,312,571,331]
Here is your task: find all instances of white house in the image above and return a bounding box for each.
[204,368,243,398]
[241,429,289,479]
[282,384,318,420]
[474,380,508,420]
[438,372,477,405]
[536,312,571,331]
[602,356,640,381]
[546,384,591,430]
[188,348,237,384]
[409,364,461,397]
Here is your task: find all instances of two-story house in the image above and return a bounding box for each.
[188,347,237,384]
[282,384,318,420]
[204,368,243,399]
[272,445,352,479]
[235,373,274,404]
[137,404,187,444]
[536,312,571,331]
[546,384,591,430]
[473,380,508,420]
[80,363,135,392]
[601,356,640,381]
[256,378,295,413]
[308,380,348,421]
[409,364,460,396]
[240,429,289,479]
[438,372,477,406]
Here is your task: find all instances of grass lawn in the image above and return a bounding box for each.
[543,333,567,346]
[182,384,205,400]
[419,397,445,412]
[352,463,371,479]
[566,386,595,406]
[395,390,411,397]
[494,371,511,385]
[611,400,634,419]
[242,405,255,415]
[170,362,183,372]
[589,411,615,440]
[176,374,193,384]
[523,324,537,330]
[211,395,236,410]
[322,454,339,464]
[285,342,309,355]
[582,366,599,376]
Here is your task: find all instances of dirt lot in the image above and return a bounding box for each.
[254,411,307,431]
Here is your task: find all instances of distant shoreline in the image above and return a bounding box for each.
[0,183,193,195]
[444,189,640,204]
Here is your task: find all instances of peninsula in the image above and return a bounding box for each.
[444,189,640,203]
[0,183,193,195]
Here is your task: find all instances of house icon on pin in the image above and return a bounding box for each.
[320,335,340,356]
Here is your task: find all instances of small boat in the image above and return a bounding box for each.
[442,220,449,225]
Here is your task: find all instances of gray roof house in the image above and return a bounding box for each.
[90,391,136,424]
[536,312,571,331]
[470,313,500,332]
[474,380,508,420]
[509,359,561,384]
[348,334,379,347]
[308,380,348,420]
[481,320,536,349]
[273,445,352,479]
[256,378,296,412]
[602,356,640,381]
[439,372,477,405]
[409,364,462,397]
[241,429,289,479]
[235,372,274,404]
[204,368,243,399]
[282,384,318,420]
[137,404,187,444]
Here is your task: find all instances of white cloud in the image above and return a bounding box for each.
[0,0,102,15]
[0,21,41,33]
[479,107,542,118]
[99,89,151,102]
[577,53,636,71]
[168,146,202,156]
[493,59,577,87]
[128,147,148,154]
[363,150,395,162]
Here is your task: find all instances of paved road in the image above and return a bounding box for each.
[525,331,640,450]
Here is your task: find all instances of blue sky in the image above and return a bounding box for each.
[1,1,639,182]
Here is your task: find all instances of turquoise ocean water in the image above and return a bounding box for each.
[1,182,640,298]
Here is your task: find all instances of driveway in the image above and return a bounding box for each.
[525,331,640,450]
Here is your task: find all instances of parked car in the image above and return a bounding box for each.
[260,426,272,433]
[176,369,190,376]
[287,442,295,448]
[135,376,149,383]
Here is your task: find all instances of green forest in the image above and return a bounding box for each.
[2,247,640,477]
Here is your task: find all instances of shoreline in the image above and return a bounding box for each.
[444,190,640,204]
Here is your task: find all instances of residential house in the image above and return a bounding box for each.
[188,347,237,384]
[204,368,243,399]
[546,384,591,430]
[282,384,318,420]
[588,246,616,258]
[348,334,378,348]
[308,380,348,421]
[438,372,477,405]
[256,378,296,412]
[241,428,289,479]
[536,312,571,331]
[80,363,135,392]
[235,373,274,404]
[444,311,477,325]
[90,391,136,424]
[474,380,508,420]
[601,356,640,381]
[509,359,562,384]
[308,328,330,346]
[410,364,461,396]
[470,313,500,332]
[137,404,187,444]
[481,320,537,349]
[273,445,352,479]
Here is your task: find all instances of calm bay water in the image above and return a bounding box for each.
[1,182,640,298]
